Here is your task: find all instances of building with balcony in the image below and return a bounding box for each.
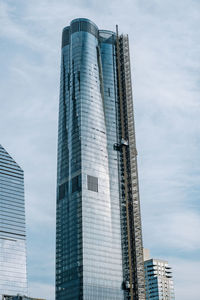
[144,256,175,300]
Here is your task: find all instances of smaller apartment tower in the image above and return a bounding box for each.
[0,145,27,296]
[144,257,175,300]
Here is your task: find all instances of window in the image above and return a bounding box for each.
[78,71,80,91]
[71,22,79,33]
[68,73,70,90]
[87,175,98,192]
[59,184,65,200]
[58,182,69,199]
[72,175,81,193]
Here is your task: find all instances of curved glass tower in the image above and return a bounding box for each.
[0,145,27,297]
[56,18,145,300]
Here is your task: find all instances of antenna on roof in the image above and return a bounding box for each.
[116,24,119,37]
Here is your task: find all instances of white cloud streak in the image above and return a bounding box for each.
[0,0,200,299]
[170,258,200,300]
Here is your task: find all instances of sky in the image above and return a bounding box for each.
[0,0,200,299]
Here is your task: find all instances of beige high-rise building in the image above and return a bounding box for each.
[144,250,175,300]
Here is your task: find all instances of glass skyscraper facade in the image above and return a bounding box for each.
[0,145,27,296]
[56,18,145,300]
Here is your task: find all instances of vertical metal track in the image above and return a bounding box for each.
[122,35,146,300]
[116,27,146,300]
[116,26,134,300]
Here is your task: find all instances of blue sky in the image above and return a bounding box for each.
[0,0,200,299]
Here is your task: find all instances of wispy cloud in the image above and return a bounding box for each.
[0,0,199,299]
[28,282,55,300]
[146,210,200,251]
[170,258,200,300]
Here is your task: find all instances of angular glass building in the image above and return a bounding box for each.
[0,145,27,296]
[56,18,145,300]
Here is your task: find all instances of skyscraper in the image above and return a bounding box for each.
[144,256,175,300]
[0,145,27,296]
[56,18,145,300]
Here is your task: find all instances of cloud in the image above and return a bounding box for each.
[0,0,199,300]
[170,258,200,300]
[145,211,200,251]
[28,282,54,300]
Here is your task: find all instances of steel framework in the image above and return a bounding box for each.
[116,28,146,300]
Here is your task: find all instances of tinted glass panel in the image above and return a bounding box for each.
[87,175,98,192]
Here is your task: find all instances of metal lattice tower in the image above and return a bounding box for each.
[116,29,146,300]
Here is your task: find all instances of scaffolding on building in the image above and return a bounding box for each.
[116,26,146,300]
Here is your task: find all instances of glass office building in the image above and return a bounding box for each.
[0,145,27,296]
[56,18,145,300]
